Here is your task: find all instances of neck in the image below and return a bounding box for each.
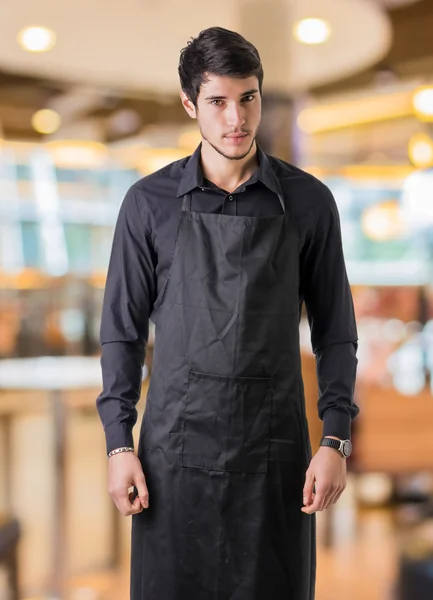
[200,139,259,193]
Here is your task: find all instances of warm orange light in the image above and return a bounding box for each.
[138,148,190,174]
[17,26,56,53]
[31,109,61,134]
[297,92,412,133]
[361,201,406,241]
[412,86,433,122]
[44,140,108,168]
[293,18,331,45]
[408,132,433,168]
[178,129,201,152]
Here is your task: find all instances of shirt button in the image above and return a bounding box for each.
[228,195,233,201]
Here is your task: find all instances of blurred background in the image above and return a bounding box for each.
[0,0,433,599]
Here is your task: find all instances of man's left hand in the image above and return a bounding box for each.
[301,437,347,514]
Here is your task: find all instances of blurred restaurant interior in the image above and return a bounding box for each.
[1,0,433,599]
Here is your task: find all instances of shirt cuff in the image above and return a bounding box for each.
[322,408,352,440]
[104,423,134,455]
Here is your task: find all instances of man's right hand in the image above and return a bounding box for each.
[108,451,149,516]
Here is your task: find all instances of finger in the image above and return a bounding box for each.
[116,491,139,517]
[323,491,335,508]
[331,488,344,505]
[325,486,342,509]
[328,479,345,506]
[129,495,144,515]
[317,485,334,510]
[303,472,315,506]
[303,491,315,505]
[301,491,325,514]
[128,489,145,514]
[324,489,338,509]
[134,472,149,509]
[118,493,143,517]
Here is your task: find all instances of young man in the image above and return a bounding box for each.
[97,26,359,600]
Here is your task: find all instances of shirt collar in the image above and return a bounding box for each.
[176,142,282,198]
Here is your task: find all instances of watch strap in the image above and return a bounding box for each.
[320,437,341,452]
[320,437,352,458]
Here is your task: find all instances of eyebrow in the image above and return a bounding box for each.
[204,89,259,100]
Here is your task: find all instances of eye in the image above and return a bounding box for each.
[211,99,224,106]
[242,95,255,103]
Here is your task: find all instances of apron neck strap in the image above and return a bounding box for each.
[181,193,192,212]
[277,194,285,214]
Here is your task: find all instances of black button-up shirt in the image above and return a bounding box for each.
[97,144,359,455]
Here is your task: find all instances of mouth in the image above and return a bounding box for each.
[224,133,250,145]
[225,133,249,139]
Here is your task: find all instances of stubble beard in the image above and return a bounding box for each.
[200,130,257,161]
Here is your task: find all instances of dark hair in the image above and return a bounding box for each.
[178,27,264,106]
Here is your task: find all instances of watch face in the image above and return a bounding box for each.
[343,440,352,457]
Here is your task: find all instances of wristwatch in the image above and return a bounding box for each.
[319,437,352,458]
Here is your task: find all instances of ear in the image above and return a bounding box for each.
[180,90,197,119]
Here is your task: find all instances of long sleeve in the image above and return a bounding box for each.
[300,183,360,440]
[96,185,157,455]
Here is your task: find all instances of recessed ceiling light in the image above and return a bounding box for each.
[17,26,56,53]
[293,18,331,45]
[31,109,61,134]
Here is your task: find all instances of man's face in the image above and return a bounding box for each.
[181,74,262,161]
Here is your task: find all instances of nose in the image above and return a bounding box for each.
[226,102,246,129]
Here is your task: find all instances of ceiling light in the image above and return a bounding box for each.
[412,86,433,121]
[408,132,433,168]
[17,26,56,53]
[293,18,331,45]
[31,109,61,134]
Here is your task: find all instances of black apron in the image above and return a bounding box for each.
[131,189,316,600]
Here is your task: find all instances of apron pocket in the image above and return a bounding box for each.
[181,370,273,474]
